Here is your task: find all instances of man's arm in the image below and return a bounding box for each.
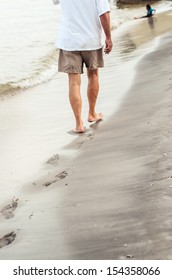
[140,8,156,18]
[100,12,113,54]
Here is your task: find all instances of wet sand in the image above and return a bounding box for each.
[58,32,172,260]
[1,15,172,260]
[48,31,172,260]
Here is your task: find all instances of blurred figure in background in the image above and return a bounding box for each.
[134,4,156,19]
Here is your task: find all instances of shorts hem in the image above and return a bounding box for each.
[58,68,83,74]
[86,65,104,70]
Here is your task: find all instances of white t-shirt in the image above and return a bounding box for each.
[52,0,110,51]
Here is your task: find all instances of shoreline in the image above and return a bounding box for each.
[1,21,172,259]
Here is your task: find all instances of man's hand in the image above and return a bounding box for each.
[104,38,113,54]
[100,12,113,54]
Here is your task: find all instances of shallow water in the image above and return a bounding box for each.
[0,0,59,95]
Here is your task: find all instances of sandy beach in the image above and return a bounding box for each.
[1,12,172,260]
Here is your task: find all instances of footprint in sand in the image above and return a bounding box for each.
[0,198,18,219]
[85,133,94,142]
[0,232,16,249]
[55,170,68,179]
[78,132,94,148]
[43,170,68,187]
[46,154,59,166]
[43,179,58,187]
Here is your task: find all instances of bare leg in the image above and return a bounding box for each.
[68,73,84,133]
[87,69,103,122]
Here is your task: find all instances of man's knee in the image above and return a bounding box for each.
[87,69,98,79]
[68,73,81,86]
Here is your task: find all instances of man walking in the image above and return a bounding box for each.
[52,0,113,133]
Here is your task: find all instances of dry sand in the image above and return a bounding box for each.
[1,19,172,260]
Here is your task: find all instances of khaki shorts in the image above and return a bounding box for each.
[58,48,104,74]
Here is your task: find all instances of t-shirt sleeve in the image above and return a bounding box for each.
[95,0,111,16]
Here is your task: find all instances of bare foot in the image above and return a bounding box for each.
[88,112,103,122]
[72,122,85,133]
[72,128,85,133]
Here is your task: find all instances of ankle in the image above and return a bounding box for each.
[88,112,96,118]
